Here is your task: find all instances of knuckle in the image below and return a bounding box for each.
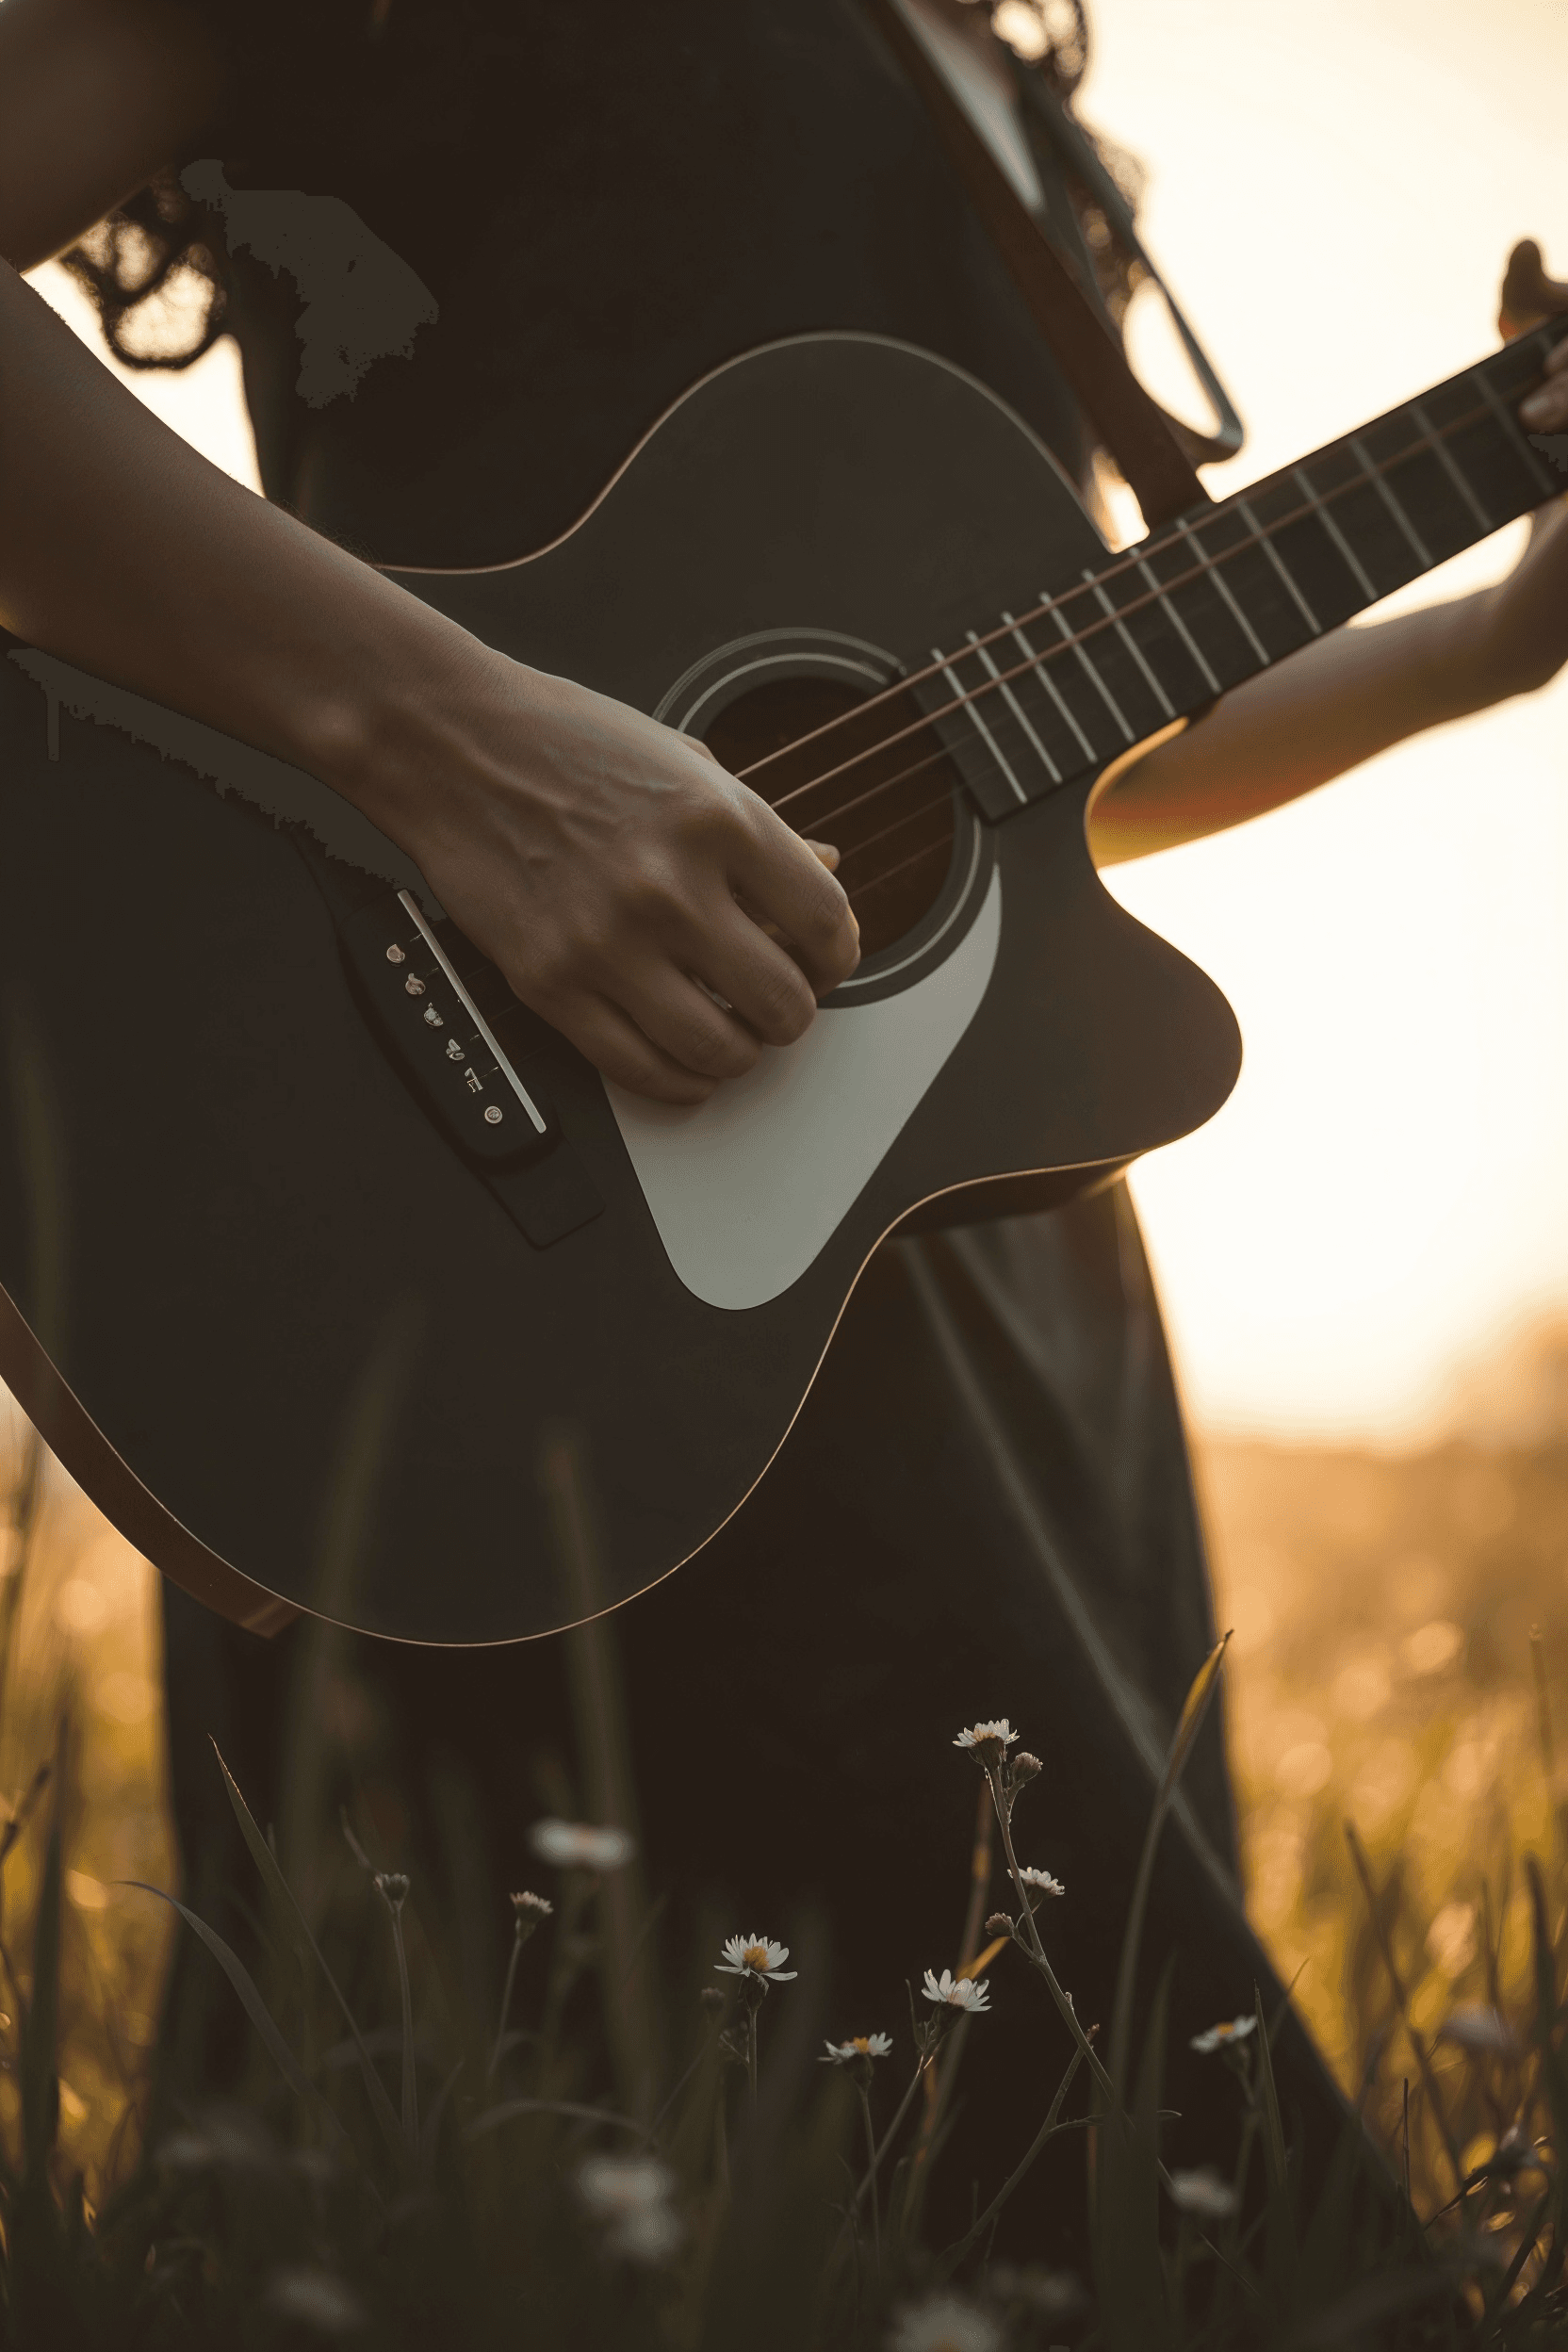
[680,1012,758,1079]
[797,878,852,948]
[751,963,815,1042]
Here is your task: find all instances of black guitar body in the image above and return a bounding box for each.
[0,335,1240,1642]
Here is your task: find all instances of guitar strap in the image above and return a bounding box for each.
[865,0,1238,526]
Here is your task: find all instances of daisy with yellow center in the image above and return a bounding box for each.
[822,2032,893,2065]
[951,1719,1019,1765]
[715,1933,797,1983]
[923,1968,990,2015]
[1189,2014,1257,2056]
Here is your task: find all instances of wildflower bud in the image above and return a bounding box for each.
[985,1913,1015,1938]
[373,1870,409,1916]
[510,1889,553,1947]
[1012,1752,1042,1785]
[699,1986,727,2020]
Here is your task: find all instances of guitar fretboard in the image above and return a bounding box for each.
[919,321,1566,822]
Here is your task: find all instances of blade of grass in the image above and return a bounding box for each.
[1109,1635,1230,2097]
[1344,1821,1464,2193]
[1253,1980,1300,2315]
[212,1741,401,2155]
[126,1883,351,2159]
[463,2099,656,2146]
[20,1802,61,2186]
[1093,1961,1174,2351]
[1525,1854,1568,2289]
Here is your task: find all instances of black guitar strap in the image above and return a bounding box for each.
[865,0,1245,526]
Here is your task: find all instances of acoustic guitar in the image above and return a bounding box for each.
[1,323,1561,1641]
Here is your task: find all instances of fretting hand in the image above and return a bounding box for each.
[1472,243,1568,704]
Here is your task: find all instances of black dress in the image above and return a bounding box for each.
[158,0,1348,2256]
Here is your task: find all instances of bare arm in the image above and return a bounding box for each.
[0,1,859,1105]
[1089,340,1568,866]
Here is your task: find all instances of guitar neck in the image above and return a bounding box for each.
[926,320,1567,823]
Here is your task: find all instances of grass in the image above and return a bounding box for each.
[3,1391,1568,2339]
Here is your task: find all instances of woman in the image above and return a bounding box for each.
[2,0,1565,2255]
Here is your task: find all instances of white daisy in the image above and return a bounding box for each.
[987,2263,1085,2318]
[1189,2014,1257,2056]
[1168,2165,1238,2219]
[577,2154,682,2263]
[951,1719,1019,1757]
[888,2291,1003,2352]
[511,1889,553,1919]
[578,2153,673,2215]
[529,1820,635,1871]
[1018,1866,1066,1899]
[822,2032,894,2064]
[715,1933,797,1983]
[922,1968,990,2014]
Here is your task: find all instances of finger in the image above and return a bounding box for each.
[1521,356,1568,429]
[803,839,841,871]
[728,806,861,995]
[615,962,767,1084]
[552,994,718,1106]
[694,902,828,1047]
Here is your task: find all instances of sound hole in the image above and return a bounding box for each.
[703,676,960,958]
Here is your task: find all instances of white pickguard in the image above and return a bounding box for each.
[607,870,1002,1311]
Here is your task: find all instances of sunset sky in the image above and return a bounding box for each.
[28,0,1568,1445]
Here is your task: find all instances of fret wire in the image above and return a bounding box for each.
[1135,559,1221,695]
[1291,464,1377,599]
[764,347,1563,826]
[1046,599,1135,743]
[748,335,1561,803]
[1002,611,1099,762]
[964,629,1063,785]
[1348,433,1432,566]
[1411,400,1492,531]
[1471,366,1562,497]
[933,650,1029,807]
[1235,498,1321,635]
[1173,518,1269,667]
[752,352,1551,804]
[1081,570,1176,719]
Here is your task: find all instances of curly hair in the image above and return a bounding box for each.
[60,0,1144,368]
[58,172,228,370]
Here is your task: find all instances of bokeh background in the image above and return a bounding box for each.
[4,0,1566,2197]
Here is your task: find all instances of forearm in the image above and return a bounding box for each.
[0,258,478,830]
[1088,501,1568,864]
[1087,594,1497,864]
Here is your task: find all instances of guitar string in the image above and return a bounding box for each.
[735,342,1557,864]
[831,784,954,868]
[757,381,1529,838]
[844,833,952,906]
[738,328,1557,810]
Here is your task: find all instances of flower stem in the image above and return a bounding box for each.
[745,2001,759,2111]
[858,2083,882,2277]
[936,2043,1085,2277]
[988,1766,1116,2107]
[851,2054,930,2220]
[390,1910,417,2148]
[487,1924,525,2087]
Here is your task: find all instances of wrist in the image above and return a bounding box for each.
[289,590,501,847]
